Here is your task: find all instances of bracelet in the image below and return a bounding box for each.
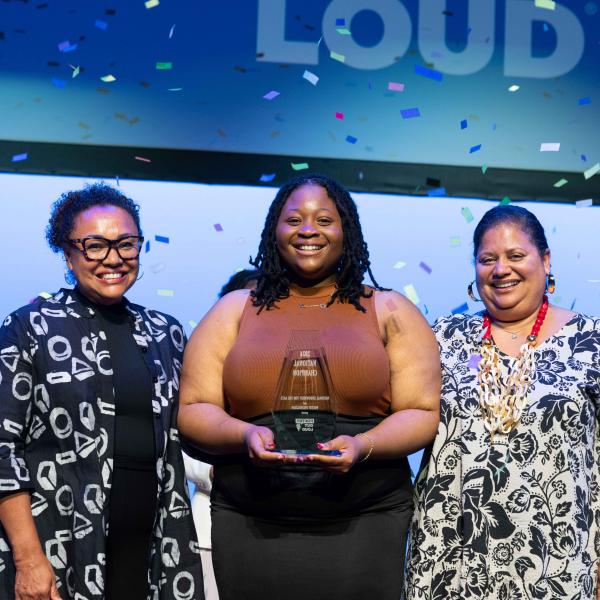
[356,432,375,463]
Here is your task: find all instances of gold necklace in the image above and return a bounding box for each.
[477,297,549,439]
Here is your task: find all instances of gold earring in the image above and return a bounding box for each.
[546,273,556,294]
[467,281,481,302]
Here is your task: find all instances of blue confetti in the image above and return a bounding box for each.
[427,187,446,197]
[95,19,108,30]
[579,96,591,105]
[570,298,577,310]
[11,153,28,162]
[414,64,443,82]
[335,18,345,26]
[51,78,67,88]
[346,135,357,144]
[145,240,150,253]
[401,107,421,119]
[581,154,588,162]
[259,173,276,182]
[460,119,467,130]
[452,302,469,314]
[155,235,170,244]
[469,144,482,154]
[543,23,549,31]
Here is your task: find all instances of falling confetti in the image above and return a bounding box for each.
[403,284,420,305]
[540,142,560,152]
[303,70,319,85]
[263,90,280,100]
[461,207,474,223]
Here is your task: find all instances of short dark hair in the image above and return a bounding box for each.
[250,173,386,312]
[46,183,142,253]
[473,205,549,258]
[218,269,258,298]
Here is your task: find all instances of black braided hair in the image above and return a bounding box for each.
[250,173,387,312]
[46,182,141,252]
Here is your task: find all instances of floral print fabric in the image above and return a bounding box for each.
[405,313,600,600]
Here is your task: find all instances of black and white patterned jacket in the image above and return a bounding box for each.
[0,289,204,599]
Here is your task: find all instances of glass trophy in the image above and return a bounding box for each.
[272,330,337,455]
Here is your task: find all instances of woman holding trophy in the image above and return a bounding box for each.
[179,174,441,599]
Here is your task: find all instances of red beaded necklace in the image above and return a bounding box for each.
[478,296,549,438]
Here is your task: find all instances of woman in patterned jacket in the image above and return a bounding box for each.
[0,183,203,600]
[405,205,600,599]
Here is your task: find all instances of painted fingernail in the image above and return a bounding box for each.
[316,443,325,449]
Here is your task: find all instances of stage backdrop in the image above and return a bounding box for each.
[2,173,599,471]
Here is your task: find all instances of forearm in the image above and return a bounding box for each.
[357,408,439,460]
[0,492,45,563]
[178,402,254,454]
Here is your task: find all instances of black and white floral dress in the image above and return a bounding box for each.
[405,313,600,600]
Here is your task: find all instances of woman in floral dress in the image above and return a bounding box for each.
[405,205,600,600]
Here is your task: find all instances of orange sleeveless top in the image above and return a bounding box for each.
[222,285,391,419]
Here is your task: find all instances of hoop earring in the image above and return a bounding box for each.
[136,267,145,282]
[64,268,76,286]
[546,273,556,294]
[467,281,481,302]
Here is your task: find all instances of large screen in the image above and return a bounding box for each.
[0,0,598,175]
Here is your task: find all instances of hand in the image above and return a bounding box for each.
[300,434,363,473]
[14,551,62,600]
[243,425,288,467]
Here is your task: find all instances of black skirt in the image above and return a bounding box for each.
[211,415,413,600]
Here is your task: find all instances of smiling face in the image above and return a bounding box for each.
[275,184,344,286]
[64,205,140,305]
[475,221,550,320]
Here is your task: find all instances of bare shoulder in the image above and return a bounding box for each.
[373,289,431,342]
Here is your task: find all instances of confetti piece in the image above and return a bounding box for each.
[346,135,357,144]
[155,62,172,70]
[58,40,77,52]
[450,236,461,246]
[145,0,160,8]
[169,24,175,39]
[335,112,344,120]
[403,284,420,305]
[543,23,549,31]
[260,173,276,182]
[570,298,577,310]
[52,78,67,88]
[460,119,467,129]
[584,162,600,179]
[452,302,469,314]
[576,198,593,207]
[467,354,482,369]
[95,20,108,30]
[553,178,568,188]
[535,0,556,9]
[335,18,345,26]
[151,263,168,275]
[388,82,404,92]
[540,142,560,152]
[71,65,80,78]
[336,27,351,35]
[145,240,150,253]
[157,289,174,297]
[134,155,151,162]
[482,164,488,174]
[469,144,482,154]
[155,235,169,244]
[263,90,280,100]
[393,261,407,269]
[167,87,182,92]
[500,196,511,205]
[579,96,591,106]
[508,84,520,92]
[291,162,309,171]
[414,64,443,81]
[100,74,116,82]
[461,207,474,223]
[330,51,345,63]
[401,107,420,119]
[427,187,446,197]
[423,305,429,315]
[581,154,588,162]
[11,153,28,162]
[419,261,432,274]
[303,70,319,85]
[188,320,198,329]
[38,291,53,300]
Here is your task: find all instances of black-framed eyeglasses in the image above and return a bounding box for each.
[68,236,144,261]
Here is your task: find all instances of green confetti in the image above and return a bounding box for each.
[156,62,173,70]
[291,162,309,171]
[450,236,461,247]
[330,51,346,63]
[553,178,568,188]
[393,261,407,269]
[481,164,488,174]
[157,289,174,297]
[461,207,474,223]
[403,284,420,305]
[500,196,511,205]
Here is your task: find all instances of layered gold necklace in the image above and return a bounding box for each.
[477,296,549,438]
